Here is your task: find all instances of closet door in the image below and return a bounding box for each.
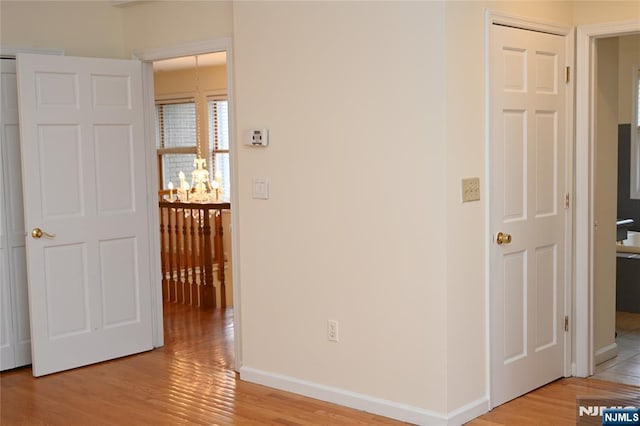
[0,58,31,371]
[17,53,152,377]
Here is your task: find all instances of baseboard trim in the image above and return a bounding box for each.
[595,342,618,365]
[447,397,490,425]
[240,366,489,425]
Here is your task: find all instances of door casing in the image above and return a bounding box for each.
[485,10,574,407]
[574,19,640,378]
[132,38,242,370]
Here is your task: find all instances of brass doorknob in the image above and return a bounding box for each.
[496,232,512,245]
[31,228,56,239]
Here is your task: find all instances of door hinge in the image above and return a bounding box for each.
[564,316,569,332]
[565,193,570,209]
[565,66,570,83]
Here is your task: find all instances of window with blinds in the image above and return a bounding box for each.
[208,98,230,200]
[155,101,198,189]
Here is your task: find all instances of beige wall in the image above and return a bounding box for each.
[0,1,126,58]
[594,37,620,361]
[233,0,450,411]
[573,1,640,25]
[154,66,227,95]
[1,0,639,421]
[618,35,640,124]
[121,1,233,55]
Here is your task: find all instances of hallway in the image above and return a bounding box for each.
[592,311,640,386]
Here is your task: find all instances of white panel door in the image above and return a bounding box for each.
[489,24,568,407]
[1,58,31,371]
[16,53,153,377]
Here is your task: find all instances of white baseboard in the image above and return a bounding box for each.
[595,342,618,365]
[447,397,491,425]
[239,366,489,425]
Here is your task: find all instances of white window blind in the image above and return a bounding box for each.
[156,101,197,148]
[208,98,230,200]
[156,100,198,189]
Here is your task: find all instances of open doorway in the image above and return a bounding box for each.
[575,20,640,381]
[150,52,236,370]
[132,37,241,371]
[591,34,640,387]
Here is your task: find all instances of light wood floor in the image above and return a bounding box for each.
[2,303,639,425]
[592,311,640,386]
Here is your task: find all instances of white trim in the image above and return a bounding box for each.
[594,342,618,365]
[575,19,640,378]
[241,366,487,426]
[483,10,493,408]
[447,397,491,425]
[132,39,231,63]
[487,10,571,36]
[132,38,243,370]
[140,61,164,348]
[563,27,576,380]
[485,9,573,407]
[240,366,489,425]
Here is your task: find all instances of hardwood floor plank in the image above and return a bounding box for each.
[2,302,638,425]
[1,303,408,425]
[469,377,640,425]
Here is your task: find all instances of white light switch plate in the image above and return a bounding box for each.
[461,177,480,202]
[252,177,269,200]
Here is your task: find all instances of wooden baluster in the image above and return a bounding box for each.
[168,207,177,302]
[200,206,215,308]
[159,206,169,301]
[189,210,198,306]
[180,210,188,304]
[173,209,184,303]
[214,209,226,308]
[198,209,205,306]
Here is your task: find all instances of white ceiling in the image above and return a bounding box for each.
[153,52,227,72]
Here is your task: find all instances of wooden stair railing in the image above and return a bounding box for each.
[159,200,230,309]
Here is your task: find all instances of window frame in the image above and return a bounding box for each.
[206,93,230,200]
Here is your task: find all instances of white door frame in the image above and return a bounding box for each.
[485,10,574,405]
[132,38,242,369]
[574,19,640,378]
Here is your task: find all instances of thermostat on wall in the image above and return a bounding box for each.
[246,129,269,146]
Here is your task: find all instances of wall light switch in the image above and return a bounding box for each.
[461,177,480,202]
[252,177,269,200]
